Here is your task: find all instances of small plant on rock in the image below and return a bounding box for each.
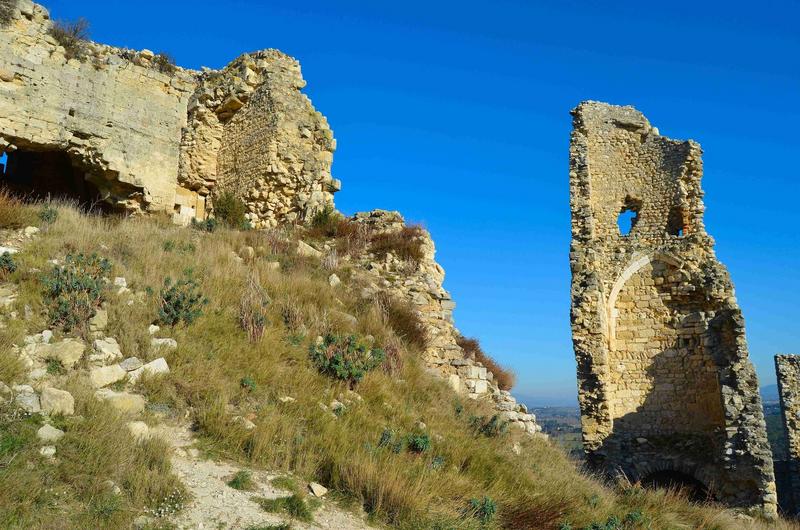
[157,269,208,327]
[43,252,111,332]
[48,17,90,60]
[0,251,16,279]
[469,414,509,438]
[309,334,385,387]
[152,52,177,74]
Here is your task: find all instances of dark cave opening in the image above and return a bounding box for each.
[641,470,710,502]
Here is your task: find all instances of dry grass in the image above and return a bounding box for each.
[48,17,90,60]
[457,335,517,391]
[0,188,39,229]
[368,225,426,265]
[0,202,796,529]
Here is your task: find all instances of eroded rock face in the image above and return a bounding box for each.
[569,101,776,515]
[775,355,800,515]
[0,3,339,224]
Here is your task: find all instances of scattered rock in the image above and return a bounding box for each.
[278,396,296,404]
[89,309,108,332]
[39,445,56,458]
[328,273,341,287]
[40,387,75,416]
[37,424,65,443]
[297,240,322,258]
[41,339,85,369]
[29,368,47,380]
[148,324,160,335]
[127,421,150,441]
[120,357,143,371]
[151,337,177,351]
[13,384,40,413]
[91,337,123,363]
[113,277,127,288]
[89,364,127,388]
[94,389,146,414]
[128,357,170,383]
[309,482,329,497]
[239,246,255,261]
[103,479,122,496]
[232,416,256,430]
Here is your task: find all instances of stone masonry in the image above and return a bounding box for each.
[569,101,776,515]
[349,210,540,436]
[775,354,800,515]
[0,1,337,225]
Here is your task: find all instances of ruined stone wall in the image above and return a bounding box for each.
[569,101,776,514]
[0,1,195,212]
[179,51,339,228]
[775,354,800,515]
[350,210,540,436]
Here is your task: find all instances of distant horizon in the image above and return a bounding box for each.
[37,0,800,401]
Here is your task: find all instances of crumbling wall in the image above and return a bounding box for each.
[569,101,776,515]
[0,1,195,212]
[775,354,800,515]
[179,51,339,228]
[351,210,540,436]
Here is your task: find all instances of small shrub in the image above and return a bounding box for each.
[240,376,257,393]
[309,334,385,387]
[255,494,315,523]
[152,52,177,74]
[270,476,300,493]
[157,269,208,327]
[48,18,90,60]
[431,455,446,470]
[307,206,367,256]
[368,225,426,264]
[227,470,254,491]
[191,217,217,233]
[45,358,65,375]
[212,190,247,228]
[240,274,270,342]
[39,204,58,225]
[0,252,16,278]
[456,335,516,391]
[43,253,111,332]
[0,0,17,28]
[468,496,497,525]
[407,433,431,454]
[470,414,509,438]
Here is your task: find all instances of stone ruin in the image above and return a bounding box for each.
[0,1,540,436]
[569,101,776,515]
[775,354,800,515]
[0,1,339,227]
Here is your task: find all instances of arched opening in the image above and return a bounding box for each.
[0,147,103,206]
[641,470,710,502]
[617,196,641,236]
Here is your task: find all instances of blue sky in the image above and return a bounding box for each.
[44,0,800,405]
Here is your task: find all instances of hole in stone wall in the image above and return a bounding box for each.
[641,470,710,502]
[0,148,102,206]
[667,206,686,236]
[0,152,6,174]
[617,197,641,236]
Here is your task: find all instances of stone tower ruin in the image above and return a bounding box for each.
[775,354,800,515]
[569,101,776,515]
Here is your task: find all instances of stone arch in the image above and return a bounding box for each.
[603,254,725,433]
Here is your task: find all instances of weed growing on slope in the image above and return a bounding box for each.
[310,334,385,387]
[157,269,208,326]
[227,470,255,491]
[43,252,110,332]
[213,190,249,229]
[255,494,317,523]
[0,251,16,279]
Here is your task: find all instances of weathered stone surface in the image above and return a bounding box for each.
[569,101,775,516]
[40,387,75,416]
[94,389,145,414]
[775,354,800,515]
[89,364,126,388]
[0,4,338,222]
[90,337,123,363]
[13,384,40,413]
[37,424,65,443]
[119,357,143,372]
[38,338,85,369]
[151,337,177,351]
[128,357,169,383]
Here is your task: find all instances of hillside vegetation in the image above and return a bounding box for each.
[0,195,796,529]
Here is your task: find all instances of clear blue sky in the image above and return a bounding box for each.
[44,0,800,406]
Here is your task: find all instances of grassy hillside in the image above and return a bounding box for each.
[0,196,796,529]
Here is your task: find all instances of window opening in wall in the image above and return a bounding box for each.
[617,197,641,236]
[667,206,686,236]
